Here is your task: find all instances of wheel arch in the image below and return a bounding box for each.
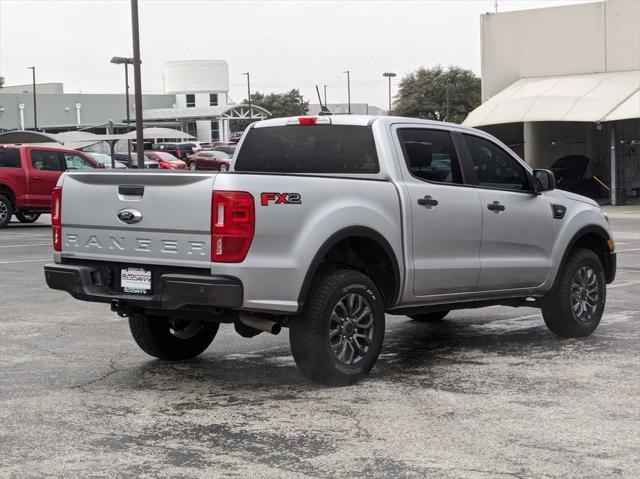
[0,183,16,207]
[297,226,401,312]
[554,224,615,288]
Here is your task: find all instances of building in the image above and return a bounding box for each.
[463,0,640,204]
[0,59,270,142]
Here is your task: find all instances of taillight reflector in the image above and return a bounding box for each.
[211,191,255,262]
[52,186,62,251]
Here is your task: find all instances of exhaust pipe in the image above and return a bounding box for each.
[239,313,281,335]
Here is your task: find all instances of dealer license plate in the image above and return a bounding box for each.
[121,268,151,294]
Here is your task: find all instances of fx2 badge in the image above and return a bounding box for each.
[260,192,302,206]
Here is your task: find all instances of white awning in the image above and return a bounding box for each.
[463,70,640,127]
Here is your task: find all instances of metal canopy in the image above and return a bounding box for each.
[463,70,640,127]
[122,127,195,140]
[0,131,62,144]
[141,104,271,122]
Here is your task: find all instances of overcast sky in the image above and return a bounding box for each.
[1,0,597,108]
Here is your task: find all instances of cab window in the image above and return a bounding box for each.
[64,153,94,170]
[0,149,21,168]
[397,129,463,184]
[31,150,63,171]
[463,134,530,191]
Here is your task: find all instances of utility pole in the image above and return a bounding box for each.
[130,0,144,169]
[27,66,37,130]
[323,84,328,106]
[343,70,351,114]
[111,56,134,165]
[243,72,251,119]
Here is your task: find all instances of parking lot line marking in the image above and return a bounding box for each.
[616,248,640,253]
[0,243,51,248]
[609,281,640,289]
[0,258,50,264]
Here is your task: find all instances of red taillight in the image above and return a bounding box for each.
[298,117,318,125]
[211,191,255,263]
[52,186,62,251]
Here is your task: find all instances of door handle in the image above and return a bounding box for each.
[32,176,43,181]
[487,201,505,212]
[417,195,439,207]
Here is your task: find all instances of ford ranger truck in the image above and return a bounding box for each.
[44,116,616,385]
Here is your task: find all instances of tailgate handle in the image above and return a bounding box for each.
[119,185,144,196]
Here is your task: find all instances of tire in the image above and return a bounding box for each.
[15,211,41,223]
[218,163,229,172]
[0,195,14,228]
[128,314,219,360]
[408,310,449,322]
[542,248,606,338]
[189,162,197,171]
[290,268,385,386]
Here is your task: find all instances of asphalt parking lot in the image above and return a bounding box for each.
[1,207,639,479]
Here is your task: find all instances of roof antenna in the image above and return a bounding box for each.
[315,85,332,116]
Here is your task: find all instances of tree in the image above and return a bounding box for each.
[392,65,480,124]
[230,89,309,132]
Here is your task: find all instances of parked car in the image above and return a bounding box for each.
[212,141,236,155]
[151,142,198,159]
[44,115,616,385]
[185,150,231,171]
[144,151,187,170]
[86,152,127,169]
[229,131,243,143]
[0,144,98,227]
[550,154,607,199]
[113,153,160,169]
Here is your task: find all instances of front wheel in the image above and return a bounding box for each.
[218,163,229,172]
[15,211,41,223]
[290,268,385,386]
[129,315,219,360]
[542,248,606,338]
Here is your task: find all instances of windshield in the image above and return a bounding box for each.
[235,125,379,174]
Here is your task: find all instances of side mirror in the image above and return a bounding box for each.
[533,169,556,193]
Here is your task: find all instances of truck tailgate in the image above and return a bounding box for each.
[60,171,215,268]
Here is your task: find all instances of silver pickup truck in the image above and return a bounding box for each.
[45,115,616,385]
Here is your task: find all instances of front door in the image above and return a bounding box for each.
[27,149,64,207]
[461,133,553,290]
[395,127,482,297]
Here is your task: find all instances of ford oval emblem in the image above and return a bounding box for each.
[117,208,142,224]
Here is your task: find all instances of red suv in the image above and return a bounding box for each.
[0,144,99,228]
[144,151,187,170]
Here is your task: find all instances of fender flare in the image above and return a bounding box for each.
[296,226,401,312]
[553,224,615,289]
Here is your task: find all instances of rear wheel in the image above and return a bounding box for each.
[0,195,14,228]
[542,248,605,338]
[408,310,449,322]
[218,163,229,172]
[290,268,385,386]
[129,314,219,360]
[189,162,197,171]
[15,211,41,223]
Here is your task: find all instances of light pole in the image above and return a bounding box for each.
[130,0,144,169]
[111,56,134,167]
[323,84,328,106]
[242,72,251,119]
[27,66,37,130]
[382,72,396,115]
[342,71,351,114]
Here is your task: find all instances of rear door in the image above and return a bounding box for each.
[460,133,553,290]
[394,126,482,296]
[27,149,64,207]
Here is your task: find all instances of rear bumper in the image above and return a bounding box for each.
[44,263,243,310]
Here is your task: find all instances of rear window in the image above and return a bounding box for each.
[235,125,379,174]
[0,149,21,168]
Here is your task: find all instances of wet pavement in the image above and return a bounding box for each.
[1,207,639,478]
